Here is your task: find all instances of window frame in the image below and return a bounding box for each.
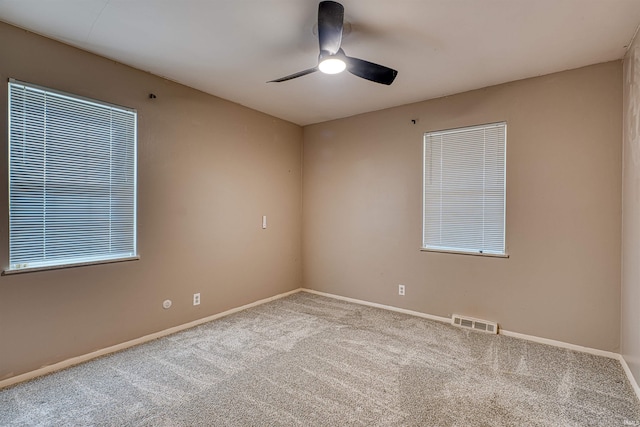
[5,79,139,274]
[421,121,508,258]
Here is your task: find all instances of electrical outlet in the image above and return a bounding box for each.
[193,293,201,306]
[398,285,405,296]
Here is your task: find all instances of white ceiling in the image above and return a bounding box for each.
[1,0,639,126]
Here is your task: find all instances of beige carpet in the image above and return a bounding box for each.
[1,292,639,426]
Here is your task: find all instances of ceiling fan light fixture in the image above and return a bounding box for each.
[318,57,346,74]
[268,1,397,85]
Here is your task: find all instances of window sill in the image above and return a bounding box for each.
[2,255,140,275]
[420,248,509,258]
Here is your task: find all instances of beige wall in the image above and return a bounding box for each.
[303,62,622,351]
[622,35,640,382]
[0,22,303,380]
[0,20,626,381]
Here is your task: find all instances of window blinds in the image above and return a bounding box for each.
[8,80,137,271]
[423,122,506,255]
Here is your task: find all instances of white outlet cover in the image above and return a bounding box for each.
[163,299,172,309]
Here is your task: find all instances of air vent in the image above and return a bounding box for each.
[451,314,498,334]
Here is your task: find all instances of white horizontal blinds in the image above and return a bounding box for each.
[8,81,137,270]
[423,123,505,255]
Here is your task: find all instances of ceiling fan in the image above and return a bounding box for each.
[268,1,398,85]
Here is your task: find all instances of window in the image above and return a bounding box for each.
[422,122,506,256]
[7,79,137,272]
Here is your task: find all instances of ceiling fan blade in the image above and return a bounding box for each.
[268,67,319,83]
[345,56,398,85]
[318,1,344,54]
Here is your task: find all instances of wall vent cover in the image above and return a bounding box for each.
[451,314,498,334]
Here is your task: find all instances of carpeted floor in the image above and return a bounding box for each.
[1,292,639,426]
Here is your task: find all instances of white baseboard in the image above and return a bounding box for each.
[618,354,640,401]
[301,288,451,324]
[301,288,640,402]
[0,288,302,390]
[5,286,640,405]
[498,329,619,359]
[300,288,616,357]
